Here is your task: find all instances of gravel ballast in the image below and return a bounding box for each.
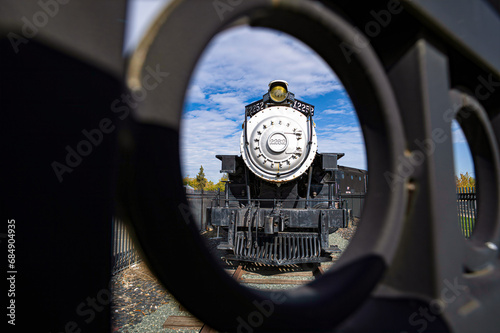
[112,221,358,332]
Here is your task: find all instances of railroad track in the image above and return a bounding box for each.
[162,261,336,332]
[226,261,333,288]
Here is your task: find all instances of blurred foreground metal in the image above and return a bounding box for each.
[2,0,500,332]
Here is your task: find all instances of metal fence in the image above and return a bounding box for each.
[186,190,367,226]
[112,218,141,275]
[185,190,219,231]
[341,194,365,219]
[457,187,477,238]
[110,187,476,274]
[110,190,218,275]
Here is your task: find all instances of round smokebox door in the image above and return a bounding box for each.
[267,132,288,153]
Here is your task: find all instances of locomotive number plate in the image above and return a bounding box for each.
[245,99,315,116]
[291,100,315,115]
[245,100,265,115]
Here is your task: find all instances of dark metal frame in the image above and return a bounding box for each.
[7,0,499,331]
[2,1,127,331]
[119,0,500,332]
[120,0,407,331]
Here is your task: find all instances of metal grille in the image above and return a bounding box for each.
[457,187,477,238]
[112,218,141,275]
[232,232,323,265]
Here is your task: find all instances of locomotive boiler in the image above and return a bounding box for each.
[207,80,352,265]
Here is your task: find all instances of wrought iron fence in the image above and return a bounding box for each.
[109,187,475,274]
[457,187,477,238]
[111,190,218,275]
[112,218,141,275]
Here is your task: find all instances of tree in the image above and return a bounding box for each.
[182,175,198,188]
[195,165,207,190]
[206,173,229,191]
[184,171,228,191]
[456,172,475,188]
[217,173,229,190]
[205,180,216,191]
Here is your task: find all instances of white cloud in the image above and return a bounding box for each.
[207,93,247,118]
[127,2,471,182]
[323,109,348,115]
[187,26,341,103]
[451,120,467,144]
[450,120,475,176]
[180,110,242,181]
[181,26,361,181]
[185,84,206,104]
[322,98,355,116]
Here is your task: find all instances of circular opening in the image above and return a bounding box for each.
[449,89,500,274]
[181,26,367,290]
[123,1,407,330]
[451,119,476,238]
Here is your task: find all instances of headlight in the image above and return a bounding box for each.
[269,85,287,102]
[269,80,288,102]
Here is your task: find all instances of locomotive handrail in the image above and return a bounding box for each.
[211,197,347,203]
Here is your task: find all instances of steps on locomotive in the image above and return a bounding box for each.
[218,231,338,265]
[217,241,341,253]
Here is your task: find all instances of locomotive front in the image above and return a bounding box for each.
[207,80,351,265]
[240,80,318,183]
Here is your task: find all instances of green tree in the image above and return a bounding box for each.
[182,175,198,188]
[456,172,475,188]
[205,180,217,191]
[206,174,229,191]
[185,171,229,191]
[217,173,229,191]
[195,165,207,190]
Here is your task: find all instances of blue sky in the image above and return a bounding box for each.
[180,27,367,181]
[451,120,475,178]
[125,0,474,183]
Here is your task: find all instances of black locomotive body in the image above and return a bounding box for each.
[207,80,354,265]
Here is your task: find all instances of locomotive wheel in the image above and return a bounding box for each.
[119,0,407,331]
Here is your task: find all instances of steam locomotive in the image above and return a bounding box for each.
[207,80,357,265]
